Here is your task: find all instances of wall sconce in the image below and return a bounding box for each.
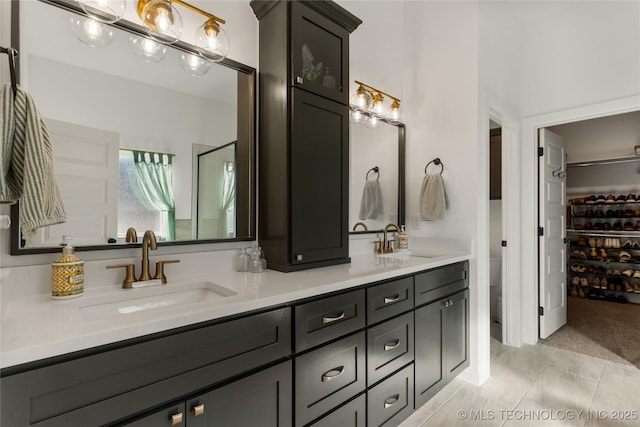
[79,0,230,62]
[350,80,402,125]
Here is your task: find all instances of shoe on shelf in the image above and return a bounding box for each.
[615,283,623,292]
[591,277,601,289]
[580,277,589,288]
[613,222,623,231]
[585,208,594,217]
[587,237,596,247]
[624,222,635,231]
[599,248,608,259]
[615,209,624,217]
[571,275,580,284]
[594,195,605,203]
[590,247,598,258]
[595,209,605,217]
[575,210,585,217]
[574,224,584,230]
[616,295,628,304]
[622,239,634,248]
[634,241,640,249]
[622,268,633,277]
[616,195,627,203]
[627,193,637,203]
[635,209,640,216]
[633,270,640,279]
[620,251,632,261]
[596,238,605,247]
[604,238,612,248]
[606,195,616,203]
[570,284,578,297]
[606,209,616,217]
[634,283,640,294]
[603,222,611,231]
[593,222,603,230]
[584,222,593,230]
[570,264,580,273]
[624,281,634,293]
[578,285,585,298]
[625,209,634,217]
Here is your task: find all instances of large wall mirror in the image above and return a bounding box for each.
[10,0,255,254]
[349,112,405,234]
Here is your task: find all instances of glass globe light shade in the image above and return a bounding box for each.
[388,101,401,122]
[180,53,211,77]
[129,35,166,63]
[196,20,230,62]
[350,86,372,110]
[70,16,114,48]
[350,108,365,125]
[141,0,183,44]
[79,0,126,24]
[365,115,380,129]
[372,94,386,116]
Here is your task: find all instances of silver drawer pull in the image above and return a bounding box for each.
[321,365,345,382]
[384,339,401,351]
[384,294,401,304]
[322,311,345,324]
[384,394,400,409]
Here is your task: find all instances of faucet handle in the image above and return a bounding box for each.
[154,259,180,284]
[107,263,137,289]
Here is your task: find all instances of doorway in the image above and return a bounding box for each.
[489,120,503,343]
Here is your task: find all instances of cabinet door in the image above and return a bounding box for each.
[414,299,445,408]
[186,361,292,427]
[367,312,414,386]
[121,404,186,427]
[367,363,414,427]
[291,88,349,266]
[444,289,470,381]
[291,2,350,104]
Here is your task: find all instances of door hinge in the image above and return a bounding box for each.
[538,306,544,316]
[501,240,507,247]
[538,226,544,236]
[538,147,544,157]
[564,237,570,244]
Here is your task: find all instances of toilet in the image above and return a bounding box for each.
[490,257,502,324]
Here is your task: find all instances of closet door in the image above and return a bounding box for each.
[538,128,567,338]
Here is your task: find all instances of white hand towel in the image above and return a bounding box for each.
[420,173,448,220]
[0,83,66,236]
[359,179,382,220]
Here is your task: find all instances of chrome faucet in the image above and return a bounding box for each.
[140,230,157,281]
[381,223,400,254]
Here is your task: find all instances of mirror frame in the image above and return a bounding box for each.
[348,108,405,235]
[9,0,256,255]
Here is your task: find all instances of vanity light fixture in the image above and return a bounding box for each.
[129,35,167,62]
[136,0,230,61]
[69,15,115,47]
[79,0,127,24]
[350,80,402,124]
[179,52,211,76]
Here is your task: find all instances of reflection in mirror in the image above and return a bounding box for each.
[11,0,255,254]
[349,115,405,233]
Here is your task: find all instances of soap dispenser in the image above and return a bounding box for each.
[397,226,409,251]
[51,236,84,299]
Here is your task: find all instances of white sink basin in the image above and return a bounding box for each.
[377,250,441,259]
[78,281,237,321]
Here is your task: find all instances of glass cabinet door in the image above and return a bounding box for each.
[291,2,350,105]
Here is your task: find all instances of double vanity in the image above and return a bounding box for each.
[1,250,470,427]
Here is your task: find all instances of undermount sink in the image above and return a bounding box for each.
[78,281,237,321]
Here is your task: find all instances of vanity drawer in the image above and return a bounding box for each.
[415,261,468,306]
[367,363,414,427]
[1,308,291,427]
[367,312,414,386]
[367,277,414,325]
[308,394,366,427]
[295,289,365,352]
[295,332,366,426]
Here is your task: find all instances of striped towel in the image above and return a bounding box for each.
[1,83,66,236]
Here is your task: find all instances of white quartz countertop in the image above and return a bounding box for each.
[1,250,470,369]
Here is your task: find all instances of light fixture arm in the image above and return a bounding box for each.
[137,0,226,25]
[354,80,401,105]
[171,0,226,24]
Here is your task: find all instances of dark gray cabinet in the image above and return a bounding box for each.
[1,308,291,427]
[125,362,292,427]
[367,364,414,427]
[308,395,366,427]
[251,0,361,272]
[366,277,414,326]
[415,288,470,408]
[367,312,414,386]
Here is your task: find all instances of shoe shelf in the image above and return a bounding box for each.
[567,238,640,305]
[569,198,640,232]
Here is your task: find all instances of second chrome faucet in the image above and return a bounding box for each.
[108,229,180,288]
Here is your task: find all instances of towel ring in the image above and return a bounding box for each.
[366,166,380,181]
[424,158,444,175]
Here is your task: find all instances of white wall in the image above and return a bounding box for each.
[519,1,640,344]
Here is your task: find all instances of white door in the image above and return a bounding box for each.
[29,119,119,246]
[539,128,567,338]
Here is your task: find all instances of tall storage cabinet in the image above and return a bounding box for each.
[250,0,362,272]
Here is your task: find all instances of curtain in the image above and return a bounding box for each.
[133,150,175,240]
[218,162,236,237]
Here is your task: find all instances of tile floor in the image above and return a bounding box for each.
[399,327,640,426]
